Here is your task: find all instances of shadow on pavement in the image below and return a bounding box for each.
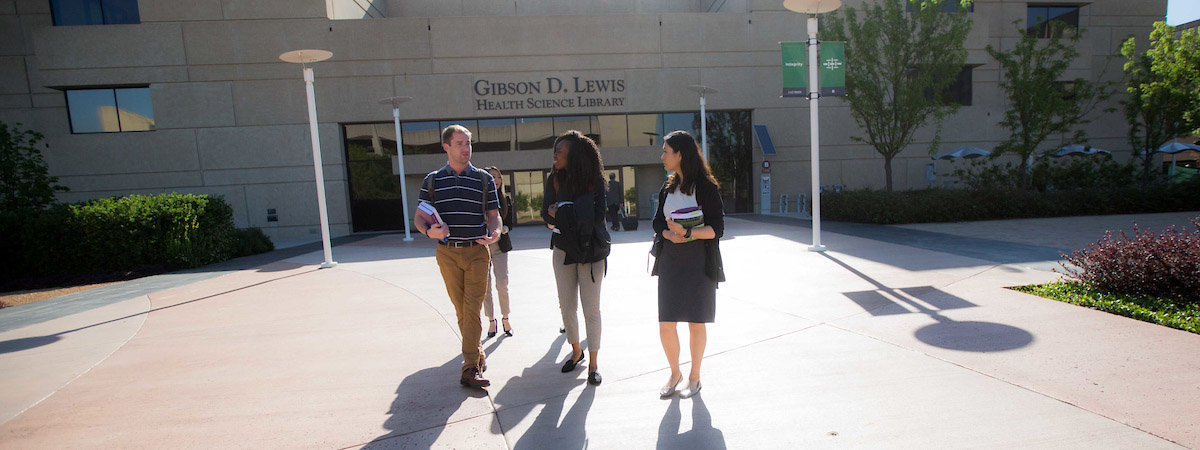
[493,335,595,450]
[359,340,501,449]
[656,395,726,450]
[822,253,1034,352]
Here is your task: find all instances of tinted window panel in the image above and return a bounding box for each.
[517,117,554,150]
[102,0,140,24]
[595,115,627,147]
[627,114,662,146]
[554,116,591,137]
[67,89,118,133]
[114,87,154,131]
[401,121,441,155]
[52,0,103,26]
[662,112,698,139]
[476,118,515,152]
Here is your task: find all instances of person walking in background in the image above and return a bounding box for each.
[605,173,623,231]
[483,166,515,338]
[541,130,611,386]
[413,124,502,389]
[651,130,725,399]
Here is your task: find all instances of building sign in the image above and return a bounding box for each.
[781,41,846,97]
[473,72,627,112]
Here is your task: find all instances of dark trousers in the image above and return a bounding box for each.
[606,205,621,230]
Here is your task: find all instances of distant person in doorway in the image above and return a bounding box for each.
[541,130,611,386]
[606,173,623,231]
[651,130,725,399]
[414,124,502,389]
[483,166,515,338]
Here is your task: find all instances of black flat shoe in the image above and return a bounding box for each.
[486,319,497,338]
[502,317,513,337]
[588,371,602,385]
[561,352,584,373]
[559,327,566,334]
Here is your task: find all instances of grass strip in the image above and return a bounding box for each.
[1011,281,1200,334]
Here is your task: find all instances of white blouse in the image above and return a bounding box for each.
[663,189,698,215]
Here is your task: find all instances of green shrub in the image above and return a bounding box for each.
[823,176,1200,224]
[1,193,272,284]
[1013,281,1200,334]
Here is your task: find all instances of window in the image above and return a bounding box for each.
[627,114,663,146]
[593,115,628,147]
[476,118,515,152]
[1026,5,1080,38]
[52,0,140,26]
[554,116,591,138]
[905,0,974,13]
[662,112,699,138]
[516,117,554,150]
[65,87,154,133]
[401,121,440,155]
[940,66,974,106]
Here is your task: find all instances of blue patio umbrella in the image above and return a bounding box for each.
[1042,144,1111,158]
[932,146,991,160]
[1157,141,1200,154]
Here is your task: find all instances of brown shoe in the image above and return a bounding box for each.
[460,367,490,388]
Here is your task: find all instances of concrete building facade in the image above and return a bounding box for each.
[0,0,1167,242]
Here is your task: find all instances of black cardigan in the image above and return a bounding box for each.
[651,178,726,282]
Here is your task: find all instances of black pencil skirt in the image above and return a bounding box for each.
[657,239,716,323]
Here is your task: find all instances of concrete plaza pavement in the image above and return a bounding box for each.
[1,212,1198,449]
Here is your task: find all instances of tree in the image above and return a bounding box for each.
[823,0,972,191]
[1120,21,1200,184]
[986,21,1113,188]
[0,121,67,214]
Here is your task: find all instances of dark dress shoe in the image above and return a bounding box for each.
[559,327,566,334]
[502,317,513,337]
[588,371,602,386]
[486,319,498,338]
[561,352,585,373]
[460,367,490,388]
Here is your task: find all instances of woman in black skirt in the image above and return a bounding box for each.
[651,130,725,399]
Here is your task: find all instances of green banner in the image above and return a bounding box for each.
[781,41,846,97]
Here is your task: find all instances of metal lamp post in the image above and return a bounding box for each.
[279,49,337,268]
[379,96,415,241]
[687,85,719,161]
[783,0,841,252]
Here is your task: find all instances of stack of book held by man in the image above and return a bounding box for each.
[670,206,705,238]
[417,200,448,243]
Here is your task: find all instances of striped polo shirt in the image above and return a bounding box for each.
[418,163,500,241]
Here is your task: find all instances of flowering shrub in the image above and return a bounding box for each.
[1059,216,1200,304]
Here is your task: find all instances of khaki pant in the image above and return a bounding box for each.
[435,243,490,373]
[484,242,510,320]
[552,248,604,351]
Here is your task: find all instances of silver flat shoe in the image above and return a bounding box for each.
[659,375,682,397]
[680,379,702,398]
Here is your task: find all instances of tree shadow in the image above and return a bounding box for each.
[656,395,726,450]
[493,335,595,450]
[358,340,502,449]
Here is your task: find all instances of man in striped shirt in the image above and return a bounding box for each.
[414,124,502,388]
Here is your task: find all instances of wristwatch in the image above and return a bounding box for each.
[684,227,693,239]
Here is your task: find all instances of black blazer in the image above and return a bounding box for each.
[652,178,726,282]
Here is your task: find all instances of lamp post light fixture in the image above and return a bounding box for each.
[686,85,718,161]
[379,96,415,241]
[279,49,337,268]
[783,0,840,252]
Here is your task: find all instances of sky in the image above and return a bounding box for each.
[1166,0,1200,26]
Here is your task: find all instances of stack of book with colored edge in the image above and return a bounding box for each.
[670,206,705,229]
[417,200,448,243]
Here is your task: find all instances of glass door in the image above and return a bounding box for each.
[511,170,549,225]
